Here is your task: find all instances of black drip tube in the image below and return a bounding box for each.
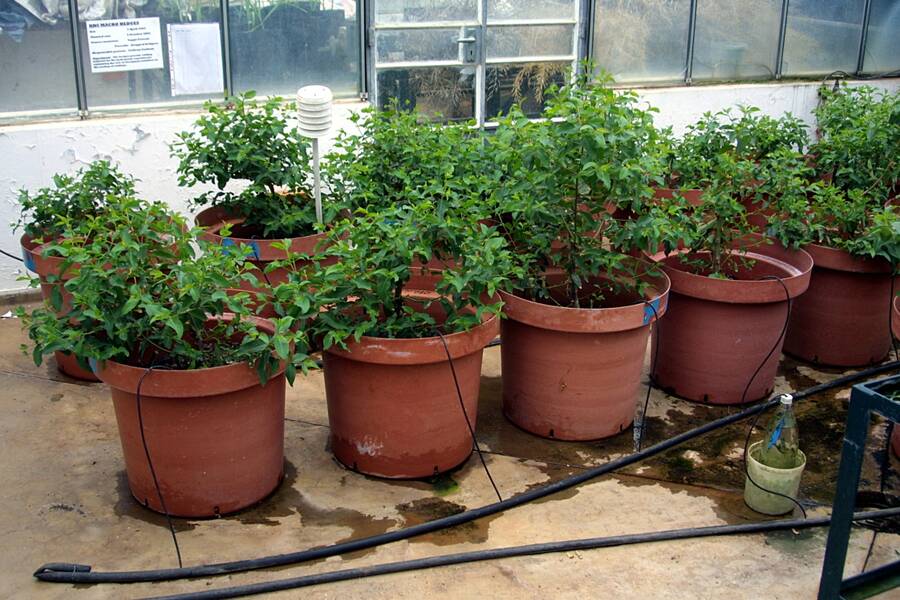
[150,507,900,600]
[33,359,900,585]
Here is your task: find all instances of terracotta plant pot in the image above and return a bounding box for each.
[322,310,498,479]
[94,319,287,518]
[783,243,895,367]
[20,234,98,381]
[651,240,813,405]
[196,206,329,291]
[499,269,670,441]
[653,187,704,207]
[407,256,459,292]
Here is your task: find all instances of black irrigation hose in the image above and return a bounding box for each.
[152,507,900,600]
[435,330,503,503]
[33,358,900,585]
[0,248,24,263]
[136,367,183,569]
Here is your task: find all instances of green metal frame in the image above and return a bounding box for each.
[818,374,900,599]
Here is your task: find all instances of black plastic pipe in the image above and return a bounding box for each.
[33,359,900,585]
[153,507,900,600]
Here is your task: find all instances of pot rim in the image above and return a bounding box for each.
[650,238,813,304]
[20,233,68,279]
[802,241,893,275]
[92,315,285,397]
[195,206,328,261]
[747,440,807,474]
[498,269,671,334]
[324,312,499,366]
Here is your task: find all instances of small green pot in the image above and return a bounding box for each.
[744,440,807,515]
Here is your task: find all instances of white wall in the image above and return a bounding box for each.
[1,78,899,292]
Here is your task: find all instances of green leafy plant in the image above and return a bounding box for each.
[324,102,496,218]
[18,195,307,384]
[671,155,762,278]
[14,160,136,240]
[171,92,336,238]
[768,182,900,266]
[812,84,900,196]
[272,201,515,348]
[489,70,669,307]
[664,106,808,190]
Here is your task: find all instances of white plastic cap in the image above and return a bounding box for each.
[780,394,793,406]
[296,85,333,138]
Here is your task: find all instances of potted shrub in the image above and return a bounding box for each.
[650,153,813,405]
[323,102,497,290]
[273,200,514,479]
[15,160,136,380]
[656,107,809,221]
[811,85,899,196]
[488,75,672,440]
[765,85,900,367]
[769,183,900,366]
[19,196,305,517]
[171,92,340,292]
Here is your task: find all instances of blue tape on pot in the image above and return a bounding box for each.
[222,238,261,259]
[23,249,36,273]
[643,297,661,325]
[88,357,98,375]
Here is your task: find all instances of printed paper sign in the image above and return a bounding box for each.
[167,23,224,96]
[86,17,164,73]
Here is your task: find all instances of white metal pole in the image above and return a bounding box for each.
[313,138,322,224]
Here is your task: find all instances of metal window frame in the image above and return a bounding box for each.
[6,0,900,123]
[855,0,873,75]
[774,0,790,79]
[66,0,88,117]
[684,0,699,84]
[366,0,582,124]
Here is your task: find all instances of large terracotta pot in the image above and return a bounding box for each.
[322,312,498,479]
[94,319,287,518]
[196,206,328,290]
[653,187,704,207]
[20,234,98,381]
[498,269,670,441]
[651,240,813,405]
[783,243,894,367]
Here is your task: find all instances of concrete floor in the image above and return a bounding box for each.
[1,303,899,599]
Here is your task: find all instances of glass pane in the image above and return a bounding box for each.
[486,25,574,58]
[376,28,464,63]
[487,0,576,21]
[376,66,474,120]
[864,0,900,73]
[782,0,865,76]
[229,0,360,98]
[692,0,780,81]
[79,0,224,108]
[375,0,476,24]
[0,13,77,113]
[486,61,567,119]
[591,0,690,83]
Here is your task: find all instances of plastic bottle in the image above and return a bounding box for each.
[757,394,802,469]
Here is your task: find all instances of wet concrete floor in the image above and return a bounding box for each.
[0,303,898,599]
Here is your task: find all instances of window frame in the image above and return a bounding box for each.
[1,0,897,123]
